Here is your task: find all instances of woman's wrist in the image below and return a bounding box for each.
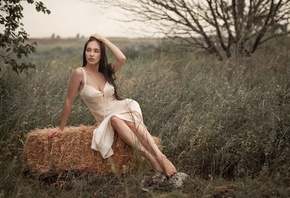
[100,37,108,44]
[59,124,65,131]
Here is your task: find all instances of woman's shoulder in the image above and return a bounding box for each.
[70,67,85,80]
[74,67,84,72]
[73,67,85,75]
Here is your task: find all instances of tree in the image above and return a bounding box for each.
[0,0,50,77]
[91,0,290,60]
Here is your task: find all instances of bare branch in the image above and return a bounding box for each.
[88,0,290,60]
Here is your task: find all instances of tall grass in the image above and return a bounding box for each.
[119,53,290,182]
[0,38,289,197]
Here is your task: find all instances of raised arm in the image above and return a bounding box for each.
[90,34,126,73]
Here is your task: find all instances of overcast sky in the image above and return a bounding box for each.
[21,0,142,38]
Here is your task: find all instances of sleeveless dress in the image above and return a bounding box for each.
[79,67,144,158]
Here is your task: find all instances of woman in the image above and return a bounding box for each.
[50,34,177,177]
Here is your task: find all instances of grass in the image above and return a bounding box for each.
[0,37,290,197]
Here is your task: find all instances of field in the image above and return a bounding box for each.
[0,36,290,197]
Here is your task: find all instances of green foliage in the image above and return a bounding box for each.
[0,37,289,197]
[0,0,50,78]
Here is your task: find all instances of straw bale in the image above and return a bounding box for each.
[23,125,162,176]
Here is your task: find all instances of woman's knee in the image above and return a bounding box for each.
[110,116,121,127]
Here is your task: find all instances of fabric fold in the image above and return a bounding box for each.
[79,67,144,159]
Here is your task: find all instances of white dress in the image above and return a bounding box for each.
[79,67,144,158]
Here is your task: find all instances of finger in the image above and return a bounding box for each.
[53,131,62,138]
[49,131,57,138]
[51,132,58,138]
[47,132,53,140]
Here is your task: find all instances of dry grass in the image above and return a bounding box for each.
[1,37,290,197]
[23,125,162,177]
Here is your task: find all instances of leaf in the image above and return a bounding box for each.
[0,0,50,77]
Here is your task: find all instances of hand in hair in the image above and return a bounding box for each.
[90,33,105,42]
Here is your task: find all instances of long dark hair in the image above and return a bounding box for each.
[82,37,122,100]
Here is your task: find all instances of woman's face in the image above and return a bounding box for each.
[85,40,101,65]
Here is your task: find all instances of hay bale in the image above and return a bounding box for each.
[23,125,162,177]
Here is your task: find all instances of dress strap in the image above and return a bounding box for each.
[81,67,87,84]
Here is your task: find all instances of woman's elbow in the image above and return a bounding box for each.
[120,56,126,64]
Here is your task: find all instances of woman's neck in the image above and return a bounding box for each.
[85,64,99,74]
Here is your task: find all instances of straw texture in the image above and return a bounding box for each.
[23,125,162,177]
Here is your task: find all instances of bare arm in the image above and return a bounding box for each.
[59,68,83,130]
[91,34,126,73]
[50,68,83,136]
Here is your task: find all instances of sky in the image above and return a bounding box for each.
[20,0,143,38]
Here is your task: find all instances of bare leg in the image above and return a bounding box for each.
[111,116,177,177]
[110,116,164,173]
[124,120,177,177]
